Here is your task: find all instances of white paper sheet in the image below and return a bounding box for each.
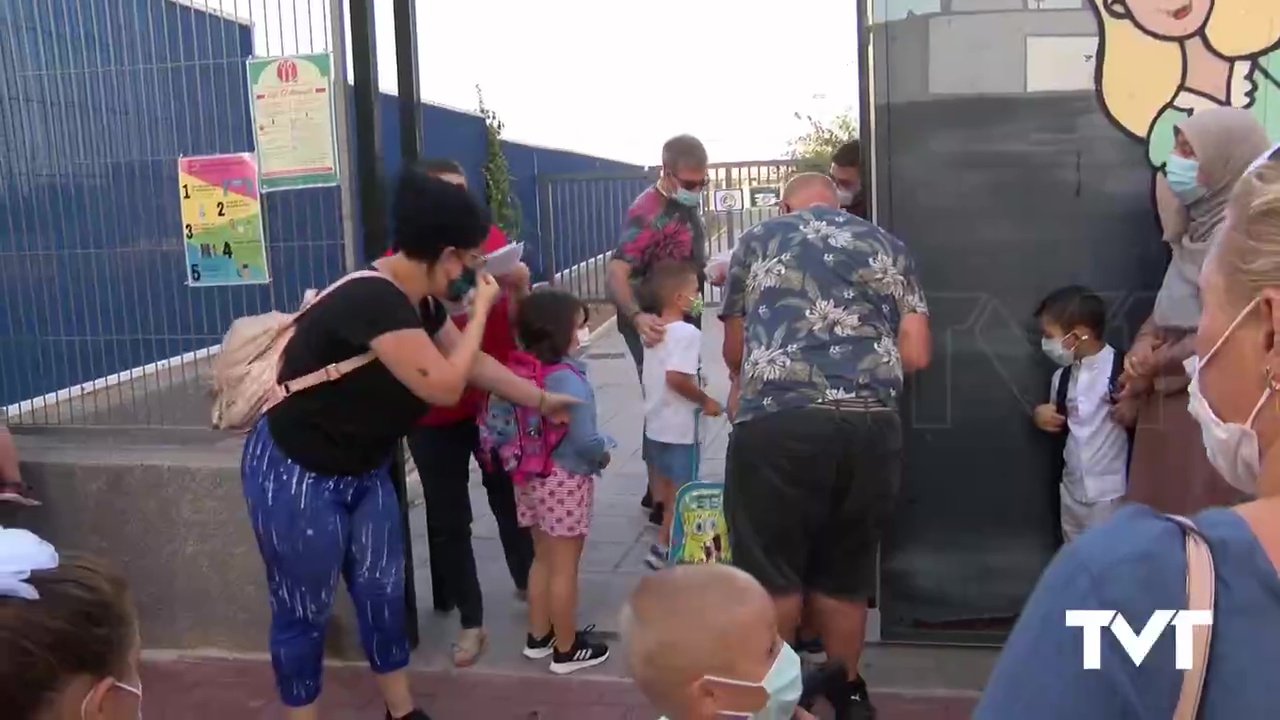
[485,242,524,277]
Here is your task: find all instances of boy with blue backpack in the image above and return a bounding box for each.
[480,288,613,675]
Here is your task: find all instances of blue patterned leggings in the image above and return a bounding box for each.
[241,419,410,707]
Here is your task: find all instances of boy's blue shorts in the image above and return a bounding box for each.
[645,437,698,487]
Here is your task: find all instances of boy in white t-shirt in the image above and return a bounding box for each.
[642,261,723,569]
[1032,286,1130,542]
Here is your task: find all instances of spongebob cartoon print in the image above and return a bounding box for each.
[1091,0,1280,170]
[670,482,731,566]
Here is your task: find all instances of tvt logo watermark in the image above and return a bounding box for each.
[1066,610,1213,670]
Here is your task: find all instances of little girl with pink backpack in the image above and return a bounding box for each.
[480,287,615,675]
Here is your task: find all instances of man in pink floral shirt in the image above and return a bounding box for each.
[607,134,710,520]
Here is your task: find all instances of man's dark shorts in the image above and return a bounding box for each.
[724,403,901,600]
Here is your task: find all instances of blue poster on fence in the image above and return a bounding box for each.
[669,481,731,565]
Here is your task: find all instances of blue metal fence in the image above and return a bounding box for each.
[0,0,638,423]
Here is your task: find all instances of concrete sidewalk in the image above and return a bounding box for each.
[390,313,988,716]
[136,314,986,718]
[407,311,736,670]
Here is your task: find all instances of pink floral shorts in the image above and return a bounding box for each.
[515,467,595,538]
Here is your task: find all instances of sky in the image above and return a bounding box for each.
[185,0,860,164]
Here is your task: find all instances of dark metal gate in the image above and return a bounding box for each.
[536,160,796,303]
[861,0,1165,644]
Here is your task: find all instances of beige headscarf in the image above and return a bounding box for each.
[1152,107,1269,329]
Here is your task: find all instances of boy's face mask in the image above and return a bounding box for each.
[81,677,142,720]
[703,641,804,720]
[685,293,705,317]
[1041,331,1083,367]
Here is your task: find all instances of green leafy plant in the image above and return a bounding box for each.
[476,85,520,239]
[786,110,858,173]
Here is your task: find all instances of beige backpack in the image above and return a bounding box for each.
[208,270,396,432]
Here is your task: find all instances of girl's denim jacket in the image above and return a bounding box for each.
[543,357,613,475]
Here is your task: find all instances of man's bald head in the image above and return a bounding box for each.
[621,565,776,717]
[782,172,838,211]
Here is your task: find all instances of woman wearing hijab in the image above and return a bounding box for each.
[1114,107,1270,515]
[976,157,1280,720]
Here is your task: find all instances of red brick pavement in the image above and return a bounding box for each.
[140,657,978,719]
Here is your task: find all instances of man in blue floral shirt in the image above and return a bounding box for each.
[719,173,931,720]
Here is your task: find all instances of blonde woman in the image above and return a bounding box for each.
[1092,0,1280,170]
[977,159,1280,719]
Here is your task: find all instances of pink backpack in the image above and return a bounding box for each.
[208,270,398,432]
[479,351,582,485]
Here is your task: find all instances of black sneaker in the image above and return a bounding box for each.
[522,630,556,659]
[641,489,654,510]
[549,628,610,675]
[385,709,432,720]
[838,675,876,720]
[648,502,665,527]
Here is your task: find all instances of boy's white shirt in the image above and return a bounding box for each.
[1049,344,1129,504]
[643,320,701,444]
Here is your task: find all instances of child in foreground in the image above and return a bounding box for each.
[499,288,613,674]
[0,528,143,720]
[623,564,812,720]
[642,261,722,569]
[1032,285,1129,542]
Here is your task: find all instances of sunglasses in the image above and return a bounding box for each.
[668,172,709,191]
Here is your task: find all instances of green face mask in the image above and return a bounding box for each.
[446,265,477,302]
[688,294,704,317]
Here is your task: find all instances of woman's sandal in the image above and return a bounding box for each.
[452,627,488,668]
[0,479,40,506]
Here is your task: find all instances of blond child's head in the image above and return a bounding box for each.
[621,565,803,719]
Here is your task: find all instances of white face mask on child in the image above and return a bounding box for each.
[705,642,804,720]
[81,678,142,720]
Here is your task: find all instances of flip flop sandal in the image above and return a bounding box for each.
[452,627,488,668]
[0,480,40,506]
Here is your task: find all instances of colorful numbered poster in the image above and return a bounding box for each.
[178,154,269,286]
[246,53,339,191]
[669,482,732,566]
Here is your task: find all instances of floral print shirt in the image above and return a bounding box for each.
[721,206,928,423]
[612,186,707,283]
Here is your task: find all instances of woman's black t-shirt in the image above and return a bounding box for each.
[266,276,448,476]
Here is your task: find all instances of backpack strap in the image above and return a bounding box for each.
[277,270,403,397]
[1164,514,1215,720]
[543,362,584,383]
[297,269,398,315]
[1109,346,1126,395]
[1054,364,1073,425]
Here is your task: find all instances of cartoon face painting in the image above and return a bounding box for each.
[1121,0,1211,39]
[677,507,730,565]
[1091,0,1280,168]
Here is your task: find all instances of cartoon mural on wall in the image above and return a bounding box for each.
[1090,0,1280,168]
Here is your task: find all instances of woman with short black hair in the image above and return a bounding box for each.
[241,168,576,720]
